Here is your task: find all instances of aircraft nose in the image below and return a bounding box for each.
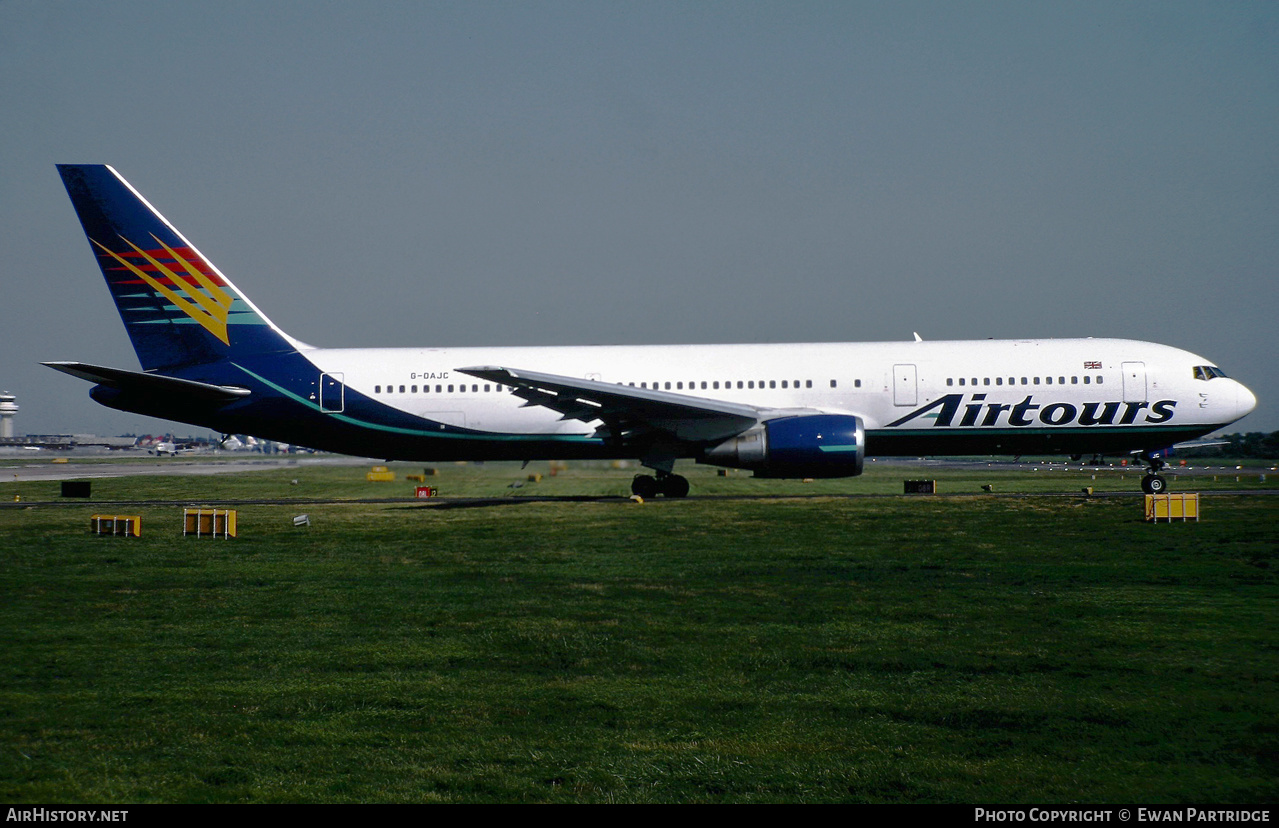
[1235,381,1257,421]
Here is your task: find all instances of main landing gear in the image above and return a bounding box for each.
[631,471,690,499]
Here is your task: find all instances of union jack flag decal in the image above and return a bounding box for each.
[1084,361,1102,369]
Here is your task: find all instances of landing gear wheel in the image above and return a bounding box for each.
[632,473,690,498]
[631,474,659,499]
[660,474,690,498]
[1142,474,1167,495]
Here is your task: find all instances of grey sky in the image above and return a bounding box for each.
[2,1,1275,436]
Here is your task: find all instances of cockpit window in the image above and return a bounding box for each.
[1193,365,1228,380]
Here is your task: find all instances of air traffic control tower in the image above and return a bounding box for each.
[0,392,17,439]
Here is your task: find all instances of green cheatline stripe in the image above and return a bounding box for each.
[818,445,860,453]
[232,363,599,444]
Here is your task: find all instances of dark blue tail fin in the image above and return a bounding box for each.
[57,165,300,372]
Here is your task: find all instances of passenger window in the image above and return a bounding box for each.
[399,385,406,393]
[374,385,381,394]
[830,379,837,388]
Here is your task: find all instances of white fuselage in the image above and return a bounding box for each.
[303,337,1255,452]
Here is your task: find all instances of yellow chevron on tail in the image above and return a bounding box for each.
[92,233,233,345]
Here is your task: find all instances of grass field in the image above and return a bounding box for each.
[1,460,1275,802]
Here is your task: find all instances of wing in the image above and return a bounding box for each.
[457,365,762,443]
[1171,439,1230,450]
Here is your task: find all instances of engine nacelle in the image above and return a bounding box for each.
[700,414,865,478]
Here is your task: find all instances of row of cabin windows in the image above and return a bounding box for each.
[372,378,861,394]
[374,384,503,394]
[946,375,1103,387]
[628,379,858,391]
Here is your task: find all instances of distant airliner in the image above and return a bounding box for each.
[48,165,1256,496]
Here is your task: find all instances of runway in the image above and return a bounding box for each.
[0,454,370,483]
[2,454,1273,508]
[3,490,1276,512]
[3,453,1272,483]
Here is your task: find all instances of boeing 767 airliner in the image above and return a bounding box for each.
[47,165,1256,496]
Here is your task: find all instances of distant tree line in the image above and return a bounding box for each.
[1177,431,1279,460]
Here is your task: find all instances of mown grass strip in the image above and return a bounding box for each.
[0,463,1274,802]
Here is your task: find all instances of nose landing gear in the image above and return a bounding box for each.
[1139,454,1168,495]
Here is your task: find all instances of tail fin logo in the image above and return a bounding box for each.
[93,234,233,346]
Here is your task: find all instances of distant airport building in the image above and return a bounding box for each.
[0,392,16,439]
[1,433,137,450]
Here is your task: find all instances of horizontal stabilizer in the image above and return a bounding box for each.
[42,361,251,402]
